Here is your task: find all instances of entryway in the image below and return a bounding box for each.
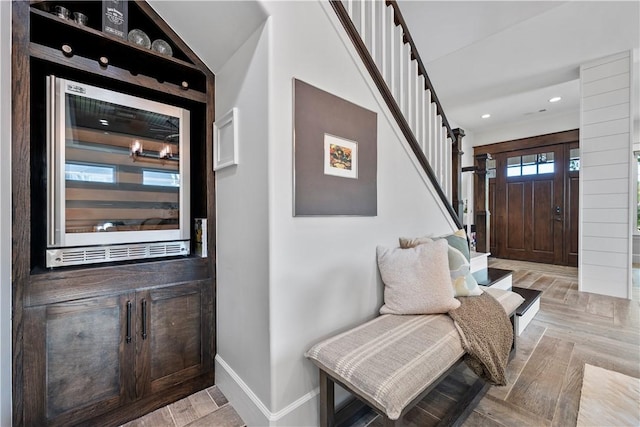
[477,130,579,267]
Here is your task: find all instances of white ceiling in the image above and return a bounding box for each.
[150,1,639,137]
[397,0,640,135]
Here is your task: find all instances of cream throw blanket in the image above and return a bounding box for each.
[448,292,513,386]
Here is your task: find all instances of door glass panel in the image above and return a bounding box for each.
[486,158,496,179]
[569,148,580,171]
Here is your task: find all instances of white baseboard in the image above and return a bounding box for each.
[215,355,320,426]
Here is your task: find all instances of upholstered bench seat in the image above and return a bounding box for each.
[305,287,524,423]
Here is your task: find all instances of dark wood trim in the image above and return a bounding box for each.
[28,43,207,103]
[330,0,463,230]
[12,1,217,425]
[385,1,456,142]
[474,129,579,156]
[452,128,465,223]
[12,2,31,425]
[27,257,210,307]
[474,154,491,253]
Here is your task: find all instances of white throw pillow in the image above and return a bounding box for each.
[377,239,460,315]
[399,230,483,297]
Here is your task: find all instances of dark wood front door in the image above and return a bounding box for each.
[496,146,564,264]
[490,143,578,266]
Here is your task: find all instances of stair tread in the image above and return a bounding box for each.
[511,286,542,316]
[472,267,512,287]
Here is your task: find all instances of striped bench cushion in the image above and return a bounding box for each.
[305,287,523,420]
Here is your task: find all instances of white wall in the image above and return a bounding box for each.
[579,51,633,299]
[262,1,454,425]
[213,19,273,425]
[209,0,457,425]
[0,1,11,425]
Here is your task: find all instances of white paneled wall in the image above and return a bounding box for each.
[579,50,633,299]
[341,0,453,200]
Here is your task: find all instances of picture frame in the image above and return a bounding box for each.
[213,107,238,171]
[293,79,377,216]
[323,134,358,179]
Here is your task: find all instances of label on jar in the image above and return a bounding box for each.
[102,0,128,39]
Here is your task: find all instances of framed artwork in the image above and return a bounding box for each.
[324,134,358,179]
[293,79,377,216]
[213,108,238,171]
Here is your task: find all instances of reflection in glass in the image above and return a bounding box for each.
[65,93,181,234]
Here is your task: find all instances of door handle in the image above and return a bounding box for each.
[126,301,132,343]
[141,299,148,340]
[554,206,563,221]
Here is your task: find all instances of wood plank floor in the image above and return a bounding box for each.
[124,259,639,427]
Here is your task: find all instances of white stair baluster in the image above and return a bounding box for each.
[393,24,404,106]
[445,137,452,200]
[362,0,372,53]
[384,5,395,89]
[416,75,425,154]
[374,0,386,73]
[402,44,411,122]
[351,0,362,34]
[424,90,432,162]
[430,101,438,170]
[411,60,420,137]
[436,114,443,185]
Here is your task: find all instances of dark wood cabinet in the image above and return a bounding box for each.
[12,1,216,426]
[137,281,213,397]
[24,293,135,426]
[23,282,212,426]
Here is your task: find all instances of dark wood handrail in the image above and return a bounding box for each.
[330,0,463,229]
[385,0,456,142]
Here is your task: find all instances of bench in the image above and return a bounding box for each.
[305,287,524,426]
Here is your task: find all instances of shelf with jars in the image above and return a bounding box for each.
[29,1,207,96]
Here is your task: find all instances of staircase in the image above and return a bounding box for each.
[330,1,546,337]
[330,0,464,228]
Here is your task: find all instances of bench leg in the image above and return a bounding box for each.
[319,370,335,427]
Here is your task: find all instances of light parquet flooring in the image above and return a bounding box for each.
[361,258,640,427]
[125,259,639,427]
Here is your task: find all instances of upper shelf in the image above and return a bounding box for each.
[29,2,208,95]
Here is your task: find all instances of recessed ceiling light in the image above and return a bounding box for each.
[548,97,562,103]
[481,114,491,119]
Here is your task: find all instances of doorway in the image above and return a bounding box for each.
[478,130,579,267]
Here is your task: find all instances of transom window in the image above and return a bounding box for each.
[507,152,554,177]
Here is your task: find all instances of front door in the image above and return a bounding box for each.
[494,146,565,264]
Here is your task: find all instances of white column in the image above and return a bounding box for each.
[579,50,633,299]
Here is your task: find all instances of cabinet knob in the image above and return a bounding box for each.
[61,44,73,57]
[181,81,189,90]
[99,56,109,68]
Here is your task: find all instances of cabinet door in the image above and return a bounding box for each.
[136,281,213,397]
[24,293,136,426]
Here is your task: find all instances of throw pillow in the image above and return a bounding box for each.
[377,239,460,315]
[399,230,483,297]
